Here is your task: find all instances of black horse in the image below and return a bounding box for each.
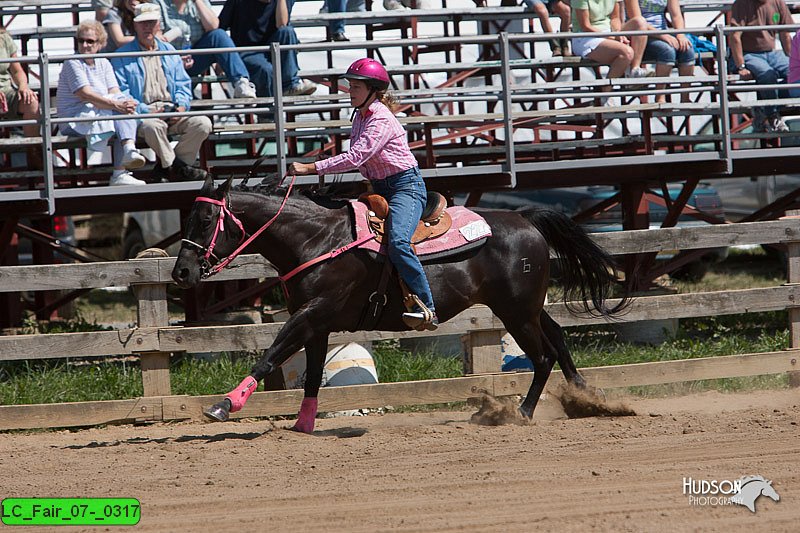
[172,173,629,432]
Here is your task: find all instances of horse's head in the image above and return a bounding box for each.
[761,480,780,502]
[171,173,246,289]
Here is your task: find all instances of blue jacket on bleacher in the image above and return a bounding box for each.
[110,39,193,114]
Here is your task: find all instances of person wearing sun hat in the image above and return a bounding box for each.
[111,2,212,182]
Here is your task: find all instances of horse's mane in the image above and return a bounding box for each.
[739,475,768,486]
[219,158,363,210]
[225,171,357,210]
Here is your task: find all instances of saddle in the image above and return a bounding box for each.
[358,191,452,246]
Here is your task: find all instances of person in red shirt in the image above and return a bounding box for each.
[290,58,438,331]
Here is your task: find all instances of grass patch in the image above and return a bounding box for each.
[0,345,463,406]
[567,312,789,369]
[372,340,462,382]
[0,359,143,405]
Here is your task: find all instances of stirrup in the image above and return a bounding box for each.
[402,305,437,331]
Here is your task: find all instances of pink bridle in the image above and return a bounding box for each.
[185,173,376,294]
[183,174,296,278]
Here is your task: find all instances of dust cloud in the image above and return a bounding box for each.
[554,383,636,418]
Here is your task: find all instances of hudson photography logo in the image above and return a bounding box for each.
[683,475,781,513]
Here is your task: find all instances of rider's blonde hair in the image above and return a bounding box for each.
[376,90,398,113]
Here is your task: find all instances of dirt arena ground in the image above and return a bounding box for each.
[1,388,797,532]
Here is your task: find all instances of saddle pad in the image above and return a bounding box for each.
[351,200,492,257]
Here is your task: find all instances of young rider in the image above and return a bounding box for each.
[289,57,438,330]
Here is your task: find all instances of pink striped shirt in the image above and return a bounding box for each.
[314,99,418,181]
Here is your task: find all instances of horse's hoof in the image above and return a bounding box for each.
[204,400,231,422]
[518,405,533,420]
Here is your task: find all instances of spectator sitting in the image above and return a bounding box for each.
[522,0,572,56]
[625,0,695,104]
[320,0,365,41]
[93,0,114,21]
[104,0,152,52]
[786,31,800,99]
[57,20,146,186]
[111,2,212,182]
[571,0,651,102]
[151,0,257,98]
[219,0,317,97]
[0,24,41,167]
[729,0,792,133]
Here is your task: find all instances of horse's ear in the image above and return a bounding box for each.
[217,175,235,197]
[200,171,215,194]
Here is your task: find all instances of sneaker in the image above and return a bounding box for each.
[121,147,146,170]
[384,0,408,9]
[331,32,349,42]
[766,114,789,133]
[233,77,257,98]
[284,79,317,96]
[628,67,655,78]
[109,171,146,186]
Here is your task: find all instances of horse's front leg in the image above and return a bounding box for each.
[291,334,328,433]
[204,304,328,423]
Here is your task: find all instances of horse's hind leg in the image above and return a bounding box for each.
[541,311,586,389]
[502,316,556,420]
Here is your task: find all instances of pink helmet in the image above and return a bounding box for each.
[342,58,390,91]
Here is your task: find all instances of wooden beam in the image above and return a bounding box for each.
[0,397,162,431]
[0,254,277,293]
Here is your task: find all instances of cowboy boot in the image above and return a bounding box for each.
[402,295,439,331]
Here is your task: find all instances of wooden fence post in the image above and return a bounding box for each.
[784,210,800,388]
[463,329,504,374]
[132,249,172,397]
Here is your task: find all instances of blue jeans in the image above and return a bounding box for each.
[643,38,695,66]
[327,0,347,35]
[187,29,250,83]
[239,26,301,97]
[370,167,436,313]
[730,50,789,116]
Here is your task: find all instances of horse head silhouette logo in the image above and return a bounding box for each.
[730,476,780,513]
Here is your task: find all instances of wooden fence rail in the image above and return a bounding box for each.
[1,218,799,429]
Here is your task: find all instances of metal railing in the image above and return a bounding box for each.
[3,23,800,212]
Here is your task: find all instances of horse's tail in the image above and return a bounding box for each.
[519,207,630,317]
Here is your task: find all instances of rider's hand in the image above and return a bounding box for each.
[290,162,316,175]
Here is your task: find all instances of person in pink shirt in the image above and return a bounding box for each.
[290,58,438,330]
[788,31,800,98]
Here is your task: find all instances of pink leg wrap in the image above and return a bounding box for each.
[225,376,258,413]
[292,397,318,434]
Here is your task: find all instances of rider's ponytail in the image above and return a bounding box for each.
[377,90,398,113]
